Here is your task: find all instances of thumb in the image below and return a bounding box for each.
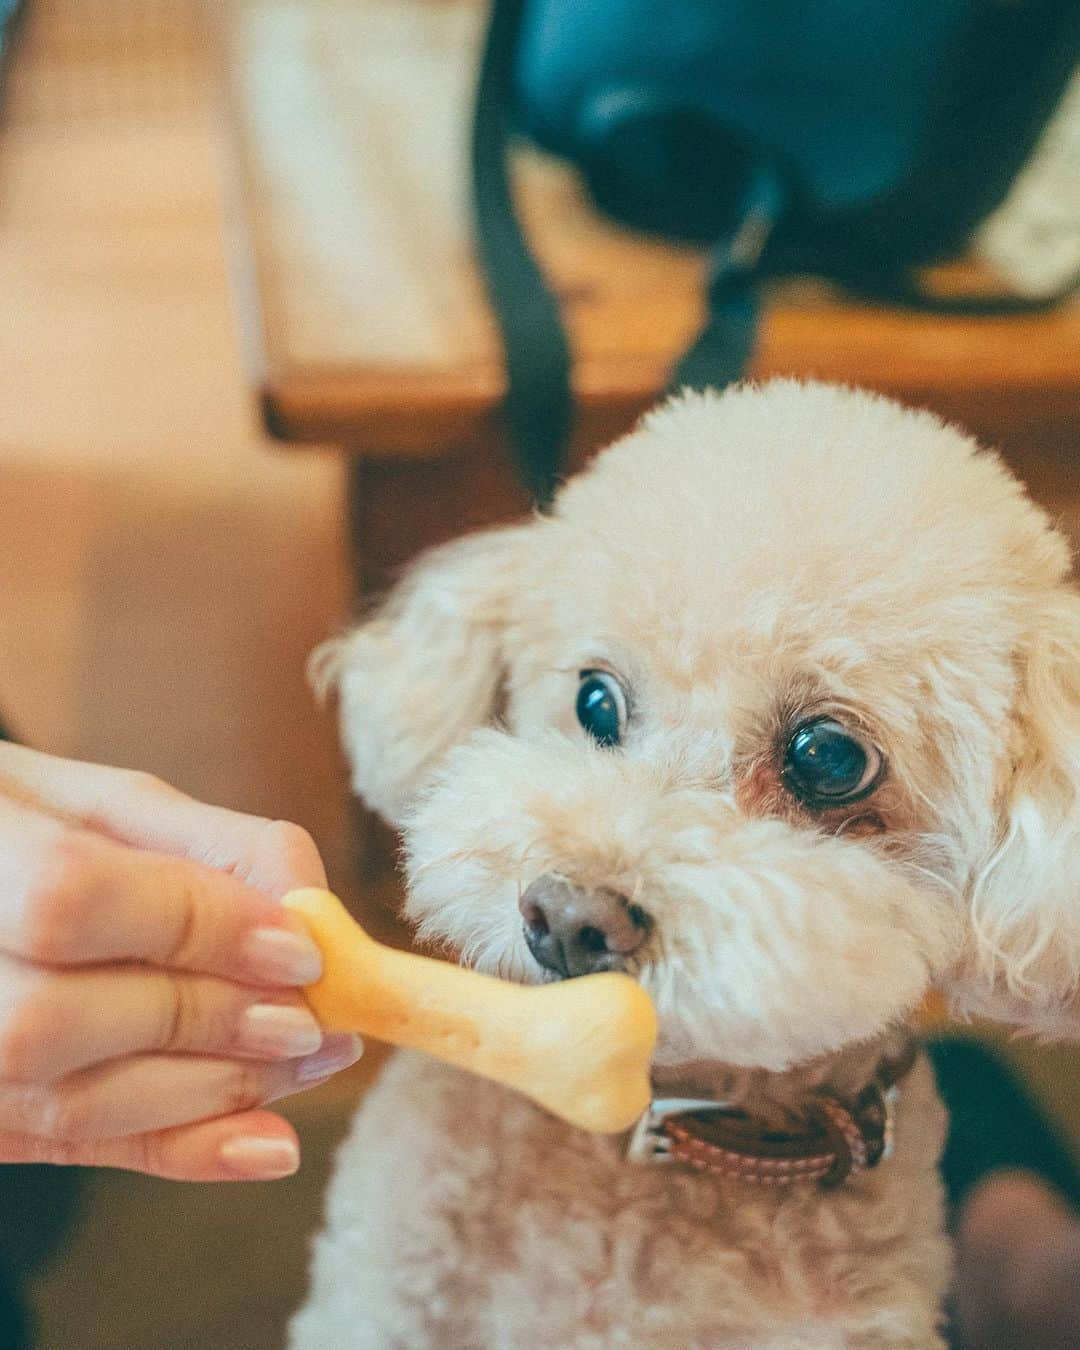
[0,1111,302,1182]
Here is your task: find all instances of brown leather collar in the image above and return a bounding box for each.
[632,1041,917,1188]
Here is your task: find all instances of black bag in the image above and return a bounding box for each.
[472,0,1079,502]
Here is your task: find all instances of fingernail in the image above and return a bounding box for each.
[243,928,323,986]
[239,1003,324,1058]
[295,1033,364,1085]
[220,1135,300,1180]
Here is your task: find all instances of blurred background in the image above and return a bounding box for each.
[0,1,1077,1347]
[0,2,370,1345]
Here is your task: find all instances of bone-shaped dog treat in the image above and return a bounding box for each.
[283,888,658,1133]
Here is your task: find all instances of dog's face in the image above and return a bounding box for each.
[318,383,1080,1074]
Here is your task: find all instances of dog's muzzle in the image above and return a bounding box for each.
[520,874,651,978]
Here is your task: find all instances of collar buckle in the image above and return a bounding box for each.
[626,1096,734,1165]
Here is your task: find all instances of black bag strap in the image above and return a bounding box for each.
[471,0,572,507]
[472,0,768,505]
[668,274,759,400]
[670,163,784,394]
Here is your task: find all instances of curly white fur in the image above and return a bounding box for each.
[296,381,1079,1348]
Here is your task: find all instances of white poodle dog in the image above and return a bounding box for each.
[292,381,1080,1349]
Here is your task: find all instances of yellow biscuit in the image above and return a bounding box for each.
[283,887,657,1133]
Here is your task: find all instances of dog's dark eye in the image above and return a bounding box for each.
[576,671,626,747]
[783,719,883,806]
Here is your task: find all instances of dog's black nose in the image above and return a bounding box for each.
[519,875,651,978]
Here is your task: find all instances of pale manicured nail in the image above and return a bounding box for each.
[242,927,323,986]
[220,1135,300,1179]
[239,1003,324,1058]
[295,1033,364,1085]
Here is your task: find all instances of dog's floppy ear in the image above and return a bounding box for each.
[310,525,529,826]
[958,590,1080,1034]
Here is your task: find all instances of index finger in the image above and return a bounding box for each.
[0,801,323,986]
[0,744,327,898]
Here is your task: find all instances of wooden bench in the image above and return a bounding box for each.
[218,0,1079,597]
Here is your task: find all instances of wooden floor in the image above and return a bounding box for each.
[0,5,1077,1348]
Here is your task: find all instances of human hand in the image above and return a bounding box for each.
[0,743,362,1182]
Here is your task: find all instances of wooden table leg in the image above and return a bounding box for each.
[341,443,533,909]
[346,442,533,596]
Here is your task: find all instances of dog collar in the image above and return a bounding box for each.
[626,1041,917,1188]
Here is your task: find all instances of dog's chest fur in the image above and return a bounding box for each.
[291,1051,952,1349]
